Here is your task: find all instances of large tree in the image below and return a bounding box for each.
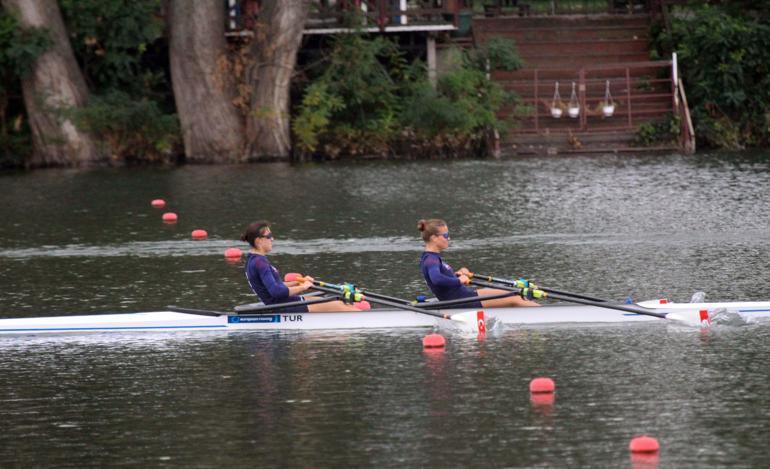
[245,0,309,160]
[2,0,101,166]
[168,0,244,162]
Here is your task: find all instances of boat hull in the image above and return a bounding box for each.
[1,301,769,335]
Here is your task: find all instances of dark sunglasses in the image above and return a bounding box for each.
[258,233,274,240]
[440,232,450,240]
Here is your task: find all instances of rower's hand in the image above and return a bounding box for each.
[303,275,315,283]
[456,267,471,276]
[458,274,471,285]
[298,280,313,291]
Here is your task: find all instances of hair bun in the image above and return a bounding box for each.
[417,219,426,231]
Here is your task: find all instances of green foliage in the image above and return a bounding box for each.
[292,83,344,154]
[57,0,179,163]
[293,34,520,158]
[654,4,770,148]
[633,114,680,147]
[60,0,165,96]
[0,12,51,166]
[67,91,179,162]
[0,13,51,78]
[469,37,523,72]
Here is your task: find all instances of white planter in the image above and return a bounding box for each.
[602,105,615,117]
[568,106,580,118]
[550,107,563,118]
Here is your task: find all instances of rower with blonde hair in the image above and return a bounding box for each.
[417,218,540,308]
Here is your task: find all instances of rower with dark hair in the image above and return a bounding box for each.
[417,218,540,308]
[241,221,363,313]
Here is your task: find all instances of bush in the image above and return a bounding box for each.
[293,34,520,159]
[654,5,770,148]
[67,91,180,162]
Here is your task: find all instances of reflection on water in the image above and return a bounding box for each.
[1,152,769,466]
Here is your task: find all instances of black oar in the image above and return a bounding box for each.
[167,296,339,317]
[469,273,607,302]
[490,285,696,321]
[307,280,485,325]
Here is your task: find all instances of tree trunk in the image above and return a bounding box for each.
[2,0,102,167]
[246,0,308,160]
[168,0,245,163]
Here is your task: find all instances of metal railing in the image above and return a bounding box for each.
[226,0,461,34]
[512,60,676,133]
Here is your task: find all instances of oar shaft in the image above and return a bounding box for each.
[543,292,666,318]
[414,290,522,309]
[471,273,607,302]
[309,283,453,319]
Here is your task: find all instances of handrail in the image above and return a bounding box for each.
[676,78,696,154]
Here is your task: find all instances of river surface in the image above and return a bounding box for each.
[0,152,769,467]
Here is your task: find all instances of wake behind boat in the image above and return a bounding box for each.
[1,300,769,335]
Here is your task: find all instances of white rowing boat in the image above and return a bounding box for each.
[1,300,769,335]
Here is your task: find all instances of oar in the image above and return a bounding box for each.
[286,273,519,309]
[492,285,708,325]
[469,272,607,302]
[167,296,340,316]
[288,275,485,327]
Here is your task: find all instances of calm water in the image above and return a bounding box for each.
[1,152,769,467]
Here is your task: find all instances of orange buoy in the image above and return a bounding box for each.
[224,247,242,259]
[422,333,446,349]
[162,212,178,223]
[629,436,660,454]
[529,377,556,394]
[191,229,208,240]
[151,199,166,208]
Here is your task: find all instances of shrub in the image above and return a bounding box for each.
[654,5,770,148]
[67,91,180,162]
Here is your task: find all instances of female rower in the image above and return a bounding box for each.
[241,221,362,312]
[417,219,540,308]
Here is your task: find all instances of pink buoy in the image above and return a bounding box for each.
[422,333,446,349]
[629,436,660,454]
[162,212,178,223]
[224,247,242,259]
[151,199,166,208]
[191,229,208,240]
[284,272,302,282]
[529,377,556,394]
[354,300,371,311]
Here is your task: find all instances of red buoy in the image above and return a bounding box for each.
[151,199,166,208]
[629,436,660,453]
[162,212,178,223]
[224,247,242,259]
[422,333,446,349]
[284,272,302,282]
[529,377,556,394]
[191,229,208,240]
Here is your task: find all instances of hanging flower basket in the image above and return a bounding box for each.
[601,80,615,117]
[550,81,564,118]
[568,81,579,118]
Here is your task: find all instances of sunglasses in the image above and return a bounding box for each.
[258,233,274,240]
[440,232,450,240]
